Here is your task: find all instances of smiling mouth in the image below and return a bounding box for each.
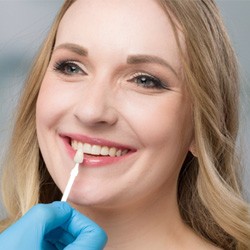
[71,140,129,157]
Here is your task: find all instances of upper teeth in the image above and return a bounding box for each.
[71,140,128,157]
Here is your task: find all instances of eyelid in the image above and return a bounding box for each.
[129,72,154,79]
[54,59,83,68]
[53,59,87,75]
[129,71,170,90]
[51,49,91,72]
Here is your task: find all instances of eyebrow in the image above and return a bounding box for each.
[53,43,178,76]
[127,54,178,77]
[54,43,88,56]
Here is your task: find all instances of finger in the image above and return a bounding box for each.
[42,240,57,250]
[45,227,75,246]
[64,227,107,250]
[62,209,108,250]
[0,202,72,238]
[11,202,73,235]
[45,240,66,250]
[43,239,66,250]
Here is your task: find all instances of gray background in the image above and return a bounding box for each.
[0,1,249,215]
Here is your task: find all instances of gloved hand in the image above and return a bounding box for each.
[0,201,107,250]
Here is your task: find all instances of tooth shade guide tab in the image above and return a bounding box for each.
[61,149,84,202]
[74,148,84,163]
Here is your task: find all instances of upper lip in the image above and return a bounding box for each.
[60,133,137,151]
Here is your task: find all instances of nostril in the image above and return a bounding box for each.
[72,94,118,127]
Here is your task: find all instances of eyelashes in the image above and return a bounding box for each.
[128,72,168,90]
[53,60,85,76]
[53,59,170,90]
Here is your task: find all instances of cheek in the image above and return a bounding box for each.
[36,78,57,128]
[36,75,73,129]
[118,92,194,191]
[36,75,75,187]
[118,91,194,149]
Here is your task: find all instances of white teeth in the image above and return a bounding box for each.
[72,140,78,150]
[92,145,101,155]
[122,150,128,156]
[101,146,109,156]
[109,147,116,157]
[78,142,83,151]
[116,149,122,157]
[71,140,128,157]
[83,143,91,154]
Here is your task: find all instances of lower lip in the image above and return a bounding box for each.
[61,137,134,167]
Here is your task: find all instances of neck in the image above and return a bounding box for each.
[72,186,197,250]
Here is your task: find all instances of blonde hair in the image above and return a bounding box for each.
[0,0,76,229]
[157,0,250,249]
[1,0,249,249]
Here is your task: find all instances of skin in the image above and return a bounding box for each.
[36,0,219,249]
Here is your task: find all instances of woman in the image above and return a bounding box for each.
[0,0,249,249]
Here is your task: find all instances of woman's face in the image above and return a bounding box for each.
[36,0,194,208]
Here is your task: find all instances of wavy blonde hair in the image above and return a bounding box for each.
[1,0,249,249]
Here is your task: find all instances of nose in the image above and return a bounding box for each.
[73,78,118,127]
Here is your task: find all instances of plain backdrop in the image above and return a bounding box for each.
[0,1,249,216]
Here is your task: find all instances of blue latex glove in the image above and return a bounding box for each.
[0,201,107,250]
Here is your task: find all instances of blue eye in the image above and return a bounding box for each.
[53,60,85,76]
[129,73,168,89]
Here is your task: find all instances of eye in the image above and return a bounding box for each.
[53,60,85,76]
[128,72,168,90]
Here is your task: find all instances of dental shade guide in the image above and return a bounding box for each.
[61,148,84,202]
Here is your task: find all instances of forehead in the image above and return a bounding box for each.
[55,0,184,69]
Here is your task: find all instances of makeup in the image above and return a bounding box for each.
[61,148,84,202]
[60,133,136,167]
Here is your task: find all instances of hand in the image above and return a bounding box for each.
[0,201,107,250]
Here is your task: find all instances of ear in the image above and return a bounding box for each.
[189,139,198,157]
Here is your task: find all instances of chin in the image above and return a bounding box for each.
[68,189,117,208]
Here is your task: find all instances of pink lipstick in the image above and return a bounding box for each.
[60,133,136,167]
